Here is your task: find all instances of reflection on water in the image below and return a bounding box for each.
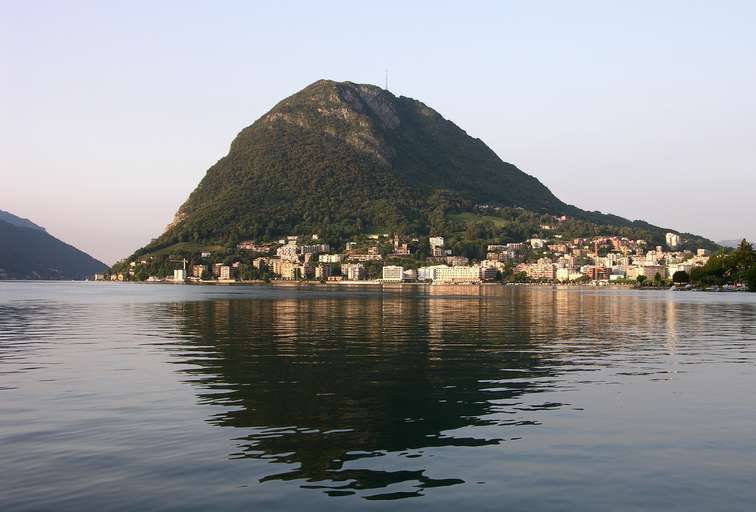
[1,283,756,510]
[155,286,755,499]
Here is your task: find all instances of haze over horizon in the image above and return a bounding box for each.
[2,1,754,264]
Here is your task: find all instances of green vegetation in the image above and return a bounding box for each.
[122,79,718,264]
[690,240,755,290]
[115,243,274,281]
[672,270,690,284]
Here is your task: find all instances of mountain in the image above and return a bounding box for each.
[0,217,108,280]
[132,79,716,256]
[0,209,46,232]
[718,239,751,249]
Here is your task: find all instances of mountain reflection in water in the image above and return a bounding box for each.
[153,285,702,499]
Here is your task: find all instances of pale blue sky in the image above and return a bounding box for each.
[2,1,754,263]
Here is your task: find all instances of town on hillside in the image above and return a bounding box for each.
[101,228,730,288]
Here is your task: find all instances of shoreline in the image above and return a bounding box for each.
[81,280,751,292]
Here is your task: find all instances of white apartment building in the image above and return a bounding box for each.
[347,264,366,281]
[431,265,481,284]
[340,263,366,280]
[417,265,447,282]
[319,254,342,263]
[429,236,445,249]
[666,232,681,248]
[528,238,547,249]
[276,245,300,261]
[382,265,404,282]
[300,244,330,254]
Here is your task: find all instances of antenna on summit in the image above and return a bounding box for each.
[385,69,388,90]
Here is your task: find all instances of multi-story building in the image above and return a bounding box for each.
[300,244,330,255]
[274,260,301,280]
[382,265,404,282]
[666,232,681,248]
[548,243,568,254]
[479,266,498,282]
[276,245,300,262]
[191,265,207,278]
[517,261,556,280]
[431,265,482,284]
[668,263,694,277]
[626,265,666,281]
[445,256,469,266]
[315,264,331,280]
[269,258,283,277]
[583,266,610,281]
[173,269,186,282]
[349,254,383,262]
[219,266,231,281]
[556,267,571,282]
[486,251,510,262]
[319,254,342,263]
[429,237,445,256]
[429,236,445,250]
[342,263,366,281]
[417,265,446,282]
[237,241,273,253]
[528,238,547,249]
[394,243,411,256]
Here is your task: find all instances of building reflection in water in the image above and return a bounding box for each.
[149,286,723,499]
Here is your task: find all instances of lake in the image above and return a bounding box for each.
[1,282,755,511]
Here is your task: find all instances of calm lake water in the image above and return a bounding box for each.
[1,282,755,511]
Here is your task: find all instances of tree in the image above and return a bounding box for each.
[672,270,690,284]
[747,267,756,292]
[636,275,647,286]
[729,239,755,284]
[513,271,529,283]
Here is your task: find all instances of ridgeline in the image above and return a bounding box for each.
[127,79,717,261]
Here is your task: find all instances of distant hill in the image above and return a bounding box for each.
[0,218,107,280]
[128,79,718,258]
[718,239,751,249]
[0,209,46,232]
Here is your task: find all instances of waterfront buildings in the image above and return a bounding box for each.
[115,223,714,286]
[382,265,404,282]
[342,263,366,281]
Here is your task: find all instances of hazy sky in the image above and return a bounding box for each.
[2,1,754,264]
